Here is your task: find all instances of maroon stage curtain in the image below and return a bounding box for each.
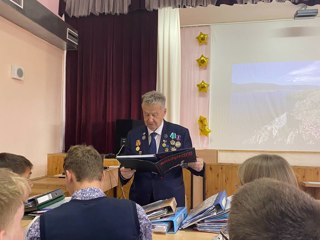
[64,9,157,154]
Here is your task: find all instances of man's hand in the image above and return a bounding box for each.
[187,157,204,172]
[120,167,136,180]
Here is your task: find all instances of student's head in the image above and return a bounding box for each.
[229,178,320,240]
[0,153,33,179]
[238,154,298,187]
[64,145,103,193]
[141,91,167,131]
[0,169,31,240]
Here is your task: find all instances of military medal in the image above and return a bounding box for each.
[142,132,146,140]
[135,139,141,152]
[170,132,176,139]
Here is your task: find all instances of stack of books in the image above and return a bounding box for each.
[142,198,188,233]
[151,207,188,234]
[195,196,232,233]
[143,197,177,220]
[180,191,228,232]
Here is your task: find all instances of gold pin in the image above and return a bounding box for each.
[170,140,175,145]
[136,147,140,151]
[175,141,181,148]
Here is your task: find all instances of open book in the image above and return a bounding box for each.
[116,148,196,176]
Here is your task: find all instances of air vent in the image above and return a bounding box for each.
[67,28,78,46]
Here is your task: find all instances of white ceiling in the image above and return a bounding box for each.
[180,1,320,26]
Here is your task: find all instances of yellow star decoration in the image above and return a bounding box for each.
[198,115,212,137]
[196,32,208,45]
[196,55,209,68]
[197,80,209,93]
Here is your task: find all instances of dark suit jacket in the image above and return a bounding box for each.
[121,120,204,207]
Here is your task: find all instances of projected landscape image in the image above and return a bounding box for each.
[231,61,320,150]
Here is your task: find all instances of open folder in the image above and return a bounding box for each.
[116,148,196,176]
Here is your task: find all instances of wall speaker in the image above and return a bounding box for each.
[11,65,24,80]
[115,119,144,153]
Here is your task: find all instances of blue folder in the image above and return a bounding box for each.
[151,207,188,233]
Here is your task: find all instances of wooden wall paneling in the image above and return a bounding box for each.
[293,166,320,184]
[205,163,320,199]
[205,163,240,198]
[192,175,204,208]
[183,169,192,210]
[196,149,218,164]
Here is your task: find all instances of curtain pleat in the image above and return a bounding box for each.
[61,0,320,17]
[157,8,181,124]
[64,0,132,17]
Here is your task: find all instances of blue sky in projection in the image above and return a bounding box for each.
[232,61,320,86]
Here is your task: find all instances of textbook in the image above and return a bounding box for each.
[143,197,177,220]
[24,189,65,213]
[116,148,196,176]
[151,207,188,233]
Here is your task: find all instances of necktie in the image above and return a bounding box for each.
[149,132,157,154]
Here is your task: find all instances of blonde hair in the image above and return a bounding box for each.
[239,154,298,187]
[0,169,30,230]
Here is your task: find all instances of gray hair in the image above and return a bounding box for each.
[141,91,166,107]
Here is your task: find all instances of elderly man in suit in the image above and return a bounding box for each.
[120,91,204,207]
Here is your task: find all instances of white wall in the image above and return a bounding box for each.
[0,17,65,177]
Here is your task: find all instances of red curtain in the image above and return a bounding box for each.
[64,9,157,154]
